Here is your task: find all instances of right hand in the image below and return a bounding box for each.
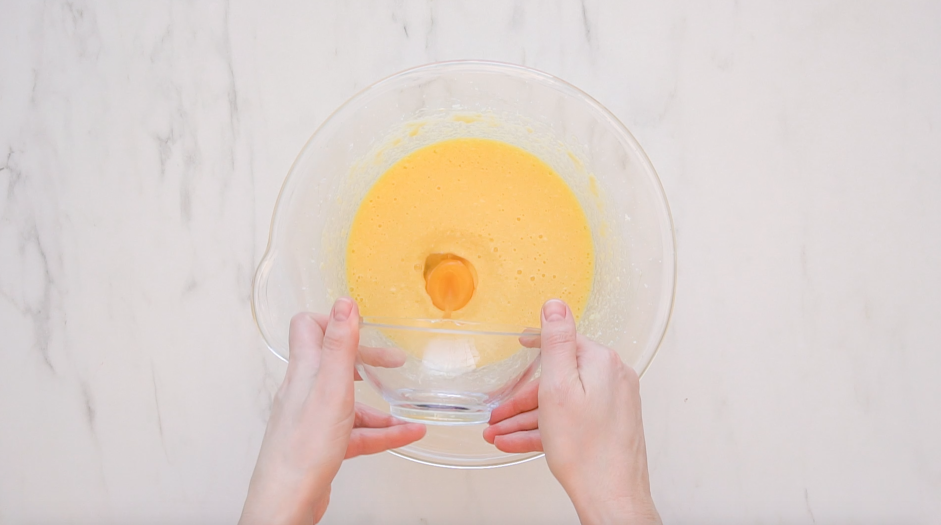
[484,299,661,525]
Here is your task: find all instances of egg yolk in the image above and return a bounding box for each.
[424,254,476,316]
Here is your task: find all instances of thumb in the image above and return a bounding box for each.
[539,299,580,388]
[315,297,360,398]
[287,312,324,378]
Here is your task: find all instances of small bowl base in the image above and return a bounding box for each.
[391,403,491,425]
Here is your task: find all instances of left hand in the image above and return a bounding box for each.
[240,298,426,525]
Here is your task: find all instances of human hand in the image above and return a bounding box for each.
[484,299,661,525]
[240,298,426,525]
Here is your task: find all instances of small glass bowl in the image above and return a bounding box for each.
[357,318,541,425]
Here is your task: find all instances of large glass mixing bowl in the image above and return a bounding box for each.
[253,61,676,468]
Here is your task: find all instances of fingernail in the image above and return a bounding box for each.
[333,298,353,321]
[543,299,567,322]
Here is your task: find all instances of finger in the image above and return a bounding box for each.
[287,313,325,377]
[359,346,407,368]
[312,312,369,381]
[318,312,368,381]
[519,327,541,349]
[493,429,543,454]
[488,380,539,424]
[345,424,427,459]
[353,403,414,428]
[539,299,580,388]
[316,298,360,398]
[312,313,329,332]
[483,409,539,444]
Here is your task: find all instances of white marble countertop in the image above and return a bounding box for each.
[1,1,939,523]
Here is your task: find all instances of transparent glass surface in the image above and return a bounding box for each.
[357,318,540,425]
[253,61,676,468]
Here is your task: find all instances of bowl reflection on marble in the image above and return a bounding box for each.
[252,61,676,468]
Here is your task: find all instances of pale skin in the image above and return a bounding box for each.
[240,298,660,525]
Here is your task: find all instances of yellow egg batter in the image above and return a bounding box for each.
[346,138,594,332]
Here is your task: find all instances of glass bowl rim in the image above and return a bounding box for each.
[360,316,540,337]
